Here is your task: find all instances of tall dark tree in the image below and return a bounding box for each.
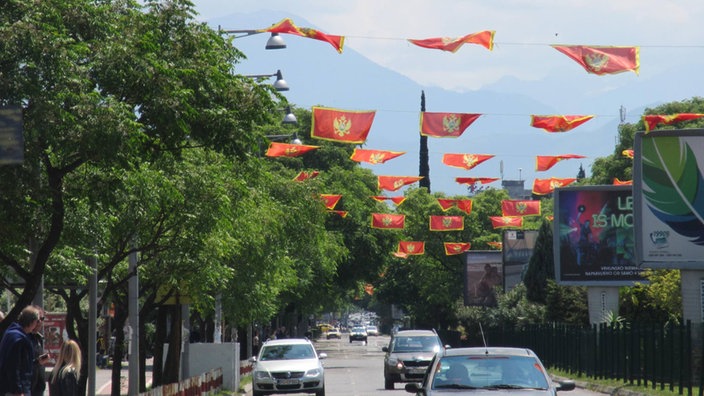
[523,220,554,303]
[419,91,430,192]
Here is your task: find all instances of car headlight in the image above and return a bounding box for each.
[306,368,323,378]
[254,371,272,380]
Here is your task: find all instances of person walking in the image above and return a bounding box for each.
[31,309,50,396]
[0,305,48,396]
[48,339,82,396]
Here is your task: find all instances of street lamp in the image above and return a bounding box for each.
[220,28,287,50]
[245,69,289,91]
[282,106,297,125]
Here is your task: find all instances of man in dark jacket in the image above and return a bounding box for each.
[0,305,49,396]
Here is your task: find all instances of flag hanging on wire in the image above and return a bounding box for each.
[444,242,471,255]
[442,154,494,170]
[622,149,634,159]
[487,241,503,250]
[330,210,349,218]
[408,31,495,52]
[371,213,405,229]
[429,215,464,231]
[436,199,472,215]
[501,200,541,216]
[552,45,640,75]
[378,175,423,191]
[350,148,405,164]
[420,112,482,137]
[455,177,499,186]
[319,194,342,210]
[642,113,704,132]
[311,106,376,143]
[293,170,320,182]
[490,216,523,229]
[613,178,632,185]
[260,18,345,53]
[532,178,577,195]
[536,154,586,171]
[265,142,319,157]
[530,115,594,132]
[396,241,425,256]
[371,196,407,206]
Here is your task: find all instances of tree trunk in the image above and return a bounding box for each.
[162,305,182,384]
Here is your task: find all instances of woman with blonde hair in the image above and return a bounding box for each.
[49,339,82,396]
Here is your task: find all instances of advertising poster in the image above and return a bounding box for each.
[554,185,645,285]
[634,129,704,268]
[0,106,23,165]
[464,251,503,307]
[502,230,538,291]
[42,312,66,365]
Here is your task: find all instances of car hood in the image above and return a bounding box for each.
[388,351,437,361]
[430,389,552,396]
[256,359,321,372]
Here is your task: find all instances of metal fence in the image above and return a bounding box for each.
[484,321,701,396]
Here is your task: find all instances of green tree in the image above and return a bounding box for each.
[523,220,555,303]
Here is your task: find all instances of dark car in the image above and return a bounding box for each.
[382,329,444,389]
[349,326,368,343]
[404,346,575,396]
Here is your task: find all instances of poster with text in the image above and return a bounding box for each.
[634,129,704,268]
[554,185,645,285]
[42,312,66,366]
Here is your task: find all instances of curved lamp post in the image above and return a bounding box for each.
[245,69,289,92]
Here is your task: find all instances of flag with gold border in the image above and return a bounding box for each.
[320,194,342,210]
[260,18,345,53]
[378,175,423,191]
[311,106,376,143]
[613,178,632,185]
[487,241,503,250]
[437,199,472,215]
[643,113,704,132]
[532,177,577,195]
[552,45,639,75]
[444,242,471,255]
[266,142,319,157]
[622,149,634,159]
[490,216,523,229]
[442,153,494,170]
[396,241,425,256]
[420,112,482,137]
[456,177,499,186]
[530,115,594,133]
[351,148,405,164]
[330,210,348,218]
[371,196,407,206]
[501,200,541,216]
[429,215,464,231]
[371,213,405,229]
[293,170,320,182]
[536,154,586,171]
[408,31,495,52]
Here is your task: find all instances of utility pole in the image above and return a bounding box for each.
[419,91,430,192]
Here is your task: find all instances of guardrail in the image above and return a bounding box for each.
[138,367,223,396]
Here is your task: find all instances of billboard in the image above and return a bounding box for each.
[464,251,503,307]
[554,185,646,285]
[634,129,704,268]
[0,106,23,165]
[503,230,538,291]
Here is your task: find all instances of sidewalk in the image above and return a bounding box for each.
[96,357,153,395]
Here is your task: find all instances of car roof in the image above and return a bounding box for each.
[392,329,438,337]
[441,347,538,358]
[262,338,314,346]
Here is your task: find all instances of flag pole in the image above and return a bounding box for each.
[419,91,430,192]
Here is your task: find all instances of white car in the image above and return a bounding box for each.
[366,325,379,336]
[251,338,327,396]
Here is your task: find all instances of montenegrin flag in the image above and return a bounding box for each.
[265,142,319,157]
[330,210,348,218]
[532,177,577,195]
[437,199,472,215]
[293,170,319,182]
[530,115,594,133]
[536,154,586,171]
[442,153,494,170]
[371,196,407,206]
[260,18,345,53]
[613,178,632,185]
[429,215,464,231]
[311,106,376,143]
[350,148,405,164]
[501,200,541,217]
[408,31,495,52]
[319,194,342,210]
[371,213,405,229]
[490,216,523,229]
[396,241,425,256]
[420,112,482,137]
[455,177,499,186]
[552,45,640,75]
[622,149,634,159]
[444,242,471,256]
[378,175,423,191]
[643,113,704,132]
[487,241,503,250]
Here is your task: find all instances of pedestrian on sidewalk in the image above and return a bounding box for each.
[49,339,82,396]
[0,305,48,396]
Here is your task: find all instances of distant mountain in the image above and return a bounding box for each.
[204,11,704,196]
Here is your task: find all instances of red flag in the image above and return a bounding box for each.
[371,196,407,206]
[293,170,320,182]
[350,148,405,164]
[487,241,503,250]
[397,241,425,256]
[330,210,348,218]
[442,154,494,170]
[311,106,376,143]
[552,45,640,75]
[530,115,594,132]
[378,176,423,191]
[643,113,704,132]
[535,154,586,171]
[501,200,541,216]
[532,178,577,195]
[260,18,345,53]
[437,199,472,214]
[613,178,633,185]
[265,142,319,157]
[408,31,495,52]
[420,112,482,137]
[429,215,464,231]
[319,194,342,210]
[371,213,405,229]
[444,242,471,255]
[455,177,499,185]
[622,149,634,159]
[437,198,457,211]
[490,216,523,229]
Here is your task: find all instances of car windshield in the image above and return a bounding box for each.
[352,327,365,333]
[391,336,441,353]
[431,355,549,390]
[259,344,316,361]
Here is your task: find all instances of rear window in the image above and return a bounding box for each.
[391,335,441,353]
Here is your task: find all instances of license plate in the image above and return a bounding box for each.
[278,379,299,385]
[410,368,426,374]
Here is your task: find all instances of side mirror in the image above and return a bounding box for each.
[556,380,576,391]
[318,352,328,360]
[248,356,258,363]
[405,383,423,393]
[382,346,389,352]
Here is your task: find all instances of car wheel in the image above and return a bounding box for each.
[315,386,325,396]
[385,377,394,390]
